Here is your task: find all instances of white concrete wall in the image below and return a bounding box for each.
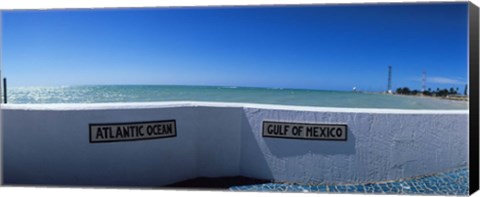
[2,106,199,187]
[240,107,468,184]
[1,102,468,187]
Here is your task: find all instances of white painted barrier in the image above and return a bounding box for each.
[1,102,468,187]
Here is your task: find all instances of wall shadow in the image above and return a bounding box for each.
[239,112,275,181]
[164,176,270,190]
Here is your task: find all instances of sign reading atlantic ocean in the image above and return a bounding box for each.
[90,120,176,143]
[262,121,347,141]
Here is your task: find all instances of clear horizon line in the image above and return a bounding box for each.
[7,83,383,93]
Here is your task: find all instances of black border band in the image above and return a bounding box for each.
[469,2,479,195]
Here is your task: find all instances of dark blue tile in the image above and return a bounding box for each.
[229,167,469,195]
[328,185,337,192]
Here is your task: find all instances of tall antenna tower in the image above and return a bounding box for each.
[422,71,426,92]
[387,66,392,93]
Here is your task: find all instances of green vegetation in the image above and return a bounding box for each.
[395,86,466,98]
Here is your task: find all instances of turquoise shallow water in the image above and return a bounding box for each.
[7,85,468,109]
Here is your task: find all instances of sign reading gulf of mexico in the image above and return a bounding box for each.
[89,120,176,143]
[262,121,347,141]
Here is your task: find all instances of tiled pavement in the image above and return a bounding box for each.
[230,167,469,195]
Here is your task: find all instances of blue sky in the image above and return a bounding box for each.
[1,3,469,92]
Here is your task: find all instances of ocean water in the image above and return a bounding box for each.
[6,85,468,109]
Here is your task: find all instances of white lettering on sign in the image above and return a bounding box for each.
[262,121,347,141]
[89,120,176,143]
